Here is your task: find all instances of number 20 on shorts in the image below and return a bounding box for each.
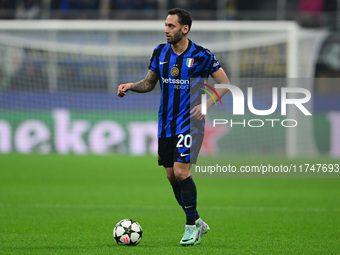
[176,134,192,148]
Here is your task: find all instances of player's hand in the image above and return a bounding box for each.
[190,104,205,121]
[117,83,132,98]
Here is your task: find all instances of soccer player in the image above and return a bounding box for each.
[117,8,230,246]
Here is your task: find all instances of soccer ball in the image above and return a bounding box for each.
[113,219,143,246]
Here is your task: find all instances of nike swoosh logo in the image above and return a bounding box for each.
[182,238,195,242]
[180,153,190,157]
[159,61,168,65]
[184,205,193,209]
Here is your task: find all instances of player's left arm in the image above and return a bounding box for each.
[190,67,230,120]
[208,67,230,109]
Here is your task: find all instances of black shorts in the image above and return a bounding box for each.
[158,132,204,168]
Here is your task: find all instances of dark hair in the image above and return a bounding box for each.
[168,8,192,32]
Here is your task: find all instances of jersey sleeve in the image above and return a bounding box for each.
[148,44,161,73]
[204,50,221,74]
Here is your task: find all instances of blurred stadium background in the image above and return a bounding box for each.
[0,0,339,24]
[0,1,340,254]
[0,0,339,157]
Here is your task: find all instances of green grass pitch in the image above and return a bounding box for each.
[0,154,339,254]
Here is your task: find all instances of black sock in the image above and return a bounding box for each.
[179,176,200,225]
[171,182,183,207]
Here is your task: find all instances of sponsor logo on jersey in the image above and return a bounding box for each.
[162,77,189,85]
[162,77,189,89]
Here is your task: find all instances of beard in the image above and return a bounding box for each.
[167,30,183,45]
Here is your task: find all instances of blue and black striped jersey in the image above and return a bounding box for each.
[149,39,221,138]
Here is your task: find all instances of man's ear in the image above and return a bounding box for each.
[182,25,189,35]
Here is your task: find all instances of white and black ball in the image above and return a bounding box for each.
[113,219,142,246]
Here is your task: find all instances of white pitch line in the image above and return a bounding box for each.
[0,203,339,213]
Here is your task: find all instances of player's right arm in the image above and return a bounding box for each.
[117,70,159,98]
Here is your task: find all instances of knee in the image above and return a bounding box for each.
[166,171,177,185]
[173,167,190,181]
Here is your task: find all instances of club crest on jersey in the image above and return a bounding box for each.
[186,58,194,68]
[171,67,179,77]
